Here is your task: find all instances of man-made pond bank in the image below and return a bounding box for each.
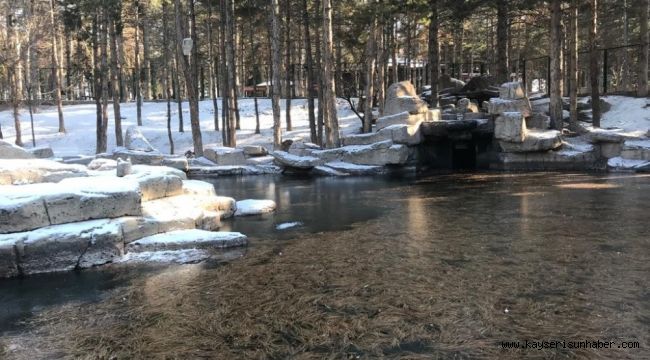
[1,173,648,359]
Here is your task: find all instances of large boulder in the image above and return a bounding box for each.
[0,176,142,233]
[113,147,164,166]
[272,151,323,169]
[383,81,429,116]
[126,172,184,202]
[126,229,247,253]
[526,112,551,130]
[312,140,409,166]
[241,145,269,157]
[343,123,422,147]
[287,140,322,157]
[27,147,55,159]
[376,111,426,131]
[487,98,532,117]
[234,199,277,216]
[499,82,526,100]
[620,140,650,161]
[125,126,156,152]
[0,140,34,159]
[8,219,124,275]
[499,130,563,153]
[162,156,189,172]
[495,112,527,143]
[0,159,89,185]
[204,147,247,166]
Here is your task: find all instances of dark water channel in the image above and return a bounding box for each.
[0,173,648,359]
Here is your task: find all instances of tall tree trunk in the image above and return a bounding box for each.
[496,0,509,84]
[391,19,398,83]
[321,0,340,148]
[172,54,184,132]
[93,12,102,153]
[589,0,601,127]
[315,0,324,146]
[377,22,387,114]
[110,19,123,146]
[225,0,238,146]
[549,0,563,130]
[142,1,152,100]
[639,0,649,97]
[569,0,579,131]
[100,7,110,153]
[7,5,23,146]
[285,2,293,131]
[134,0,142,125]
[117,28,127,102]
[163,0,174,154]
[363,9,377,134]
[174,0,203,155]
[220,0,230,146]
[302,0,317,142]
[207,0,219,131]
[271,0,283,149]
[50,0,66,133]
[428,0,440,107]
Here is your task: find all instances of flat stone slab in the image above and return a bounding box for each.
[117,249,211,264]
[343,124,422,146]
[586,129,626,143]
[272,151,324,169]
[204,147,247,166]
[0,159,89,185]
[241,145,269,157]
[496,148,601,171]
[375,111,426,131]
[126,229,247,253]
[499,130,562,153]
[162,157,189,172]
[182,180,217,197]
[0,219,124,276]
[1,177,142,234]
[312,140,409,166]
[620,139,650,161]
[187,165,282,177]
[235,199,277,216]
[323,161,384,176]
[113,147,164,166]
[487,98,532,117]
[607,157,650,172]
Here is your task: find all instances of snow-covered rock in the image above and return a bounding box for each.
[287,140,322,157]
[117,249,210,264]
[0,159,88,185]
[499,82,526,100]
[312,165,348,177]
[0,176,142,233]
[116,158,133,177]
[375,111,425,131]
[383,81,429,116]
[526,112,551,130]
[499,130,562,153]
[187,165,282,177]
[343,123,422,146]
[161,156,189,172]
[246,155,275,166]
[342,130,392,146]
[126,229,247,252]
[241,145,269,157]
[620,139,650,161]
[607,157,650,172]
[189,156,217,167]
[127,172,183,201]
[487,98,532,117]
[113,147,164,166]
[586,129,626,143]
[204,146,247,166]
[323,161,384,176]
[142,194,236,229]
[3,219,124,275]
[27,146,54,159]
[235,199,277,216]
[312,140,409,166]
[495,112,527,143]
[182,180,216,197]
[88,158,118,171]
[125,126,156,152]
[276,222,302,230]
[0,139,34,159]
[272,151,323,169]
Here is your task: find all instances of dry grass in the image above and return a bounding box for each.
[1,177,648,359]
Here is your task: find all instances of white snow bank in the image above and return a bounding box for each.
[235,199,277,216]
[601,96,650,135]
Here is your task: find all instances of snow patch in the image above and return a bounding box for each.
[235,199,277,216]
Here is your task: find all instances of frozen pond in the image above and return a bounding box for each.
[1,173,649,358]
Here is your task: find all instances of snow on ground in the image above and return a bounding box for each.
[0,98,362,157]
[601,96,650,135]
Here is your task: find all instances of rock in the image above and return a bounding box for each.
[130,164,187,180]
[113,147,164,166]
[182,180,217,197]
[61,155,96,166]
[27,147,54,159]
[496,148,601,171]
[204,147,247,166]
[126,229,247,253]
[0,196,50,234]
[88,158,118,171]
[607,157,649,172]
[526,112,551,130]
[0,139,34,159]
[457,98,479,113]
[312,166,349,177]
[381,124,423,145]
[12,219,124,275]
[125,126,156,152]
[162,157,189,172]
[241,145,269,157]
[323,161,384,176]
[116,158,133,177]
[288,140,322,157]
[189,156,217,167]
[499,82,526,100]
[246,155,275,166]
[383,81,429,116]
[118,216,193,244]
[499,130,562,153]
[0,238,19,278]
[0,159,89,185]
[342,131,392,146]
[495,112,527,143]
[487,98,532,117]
[117,249,212,264]
[620,140,650,161]
[127,172,183,202]
[272,151,323,169]
[586,129,626,143]
[599,142,623,158]
[376,111,426,131]
[234,199,277,216]
[187,165,282,177]
[312,140,409,166]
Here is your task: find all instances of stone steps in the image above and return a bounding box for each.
[126,229,247,253]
